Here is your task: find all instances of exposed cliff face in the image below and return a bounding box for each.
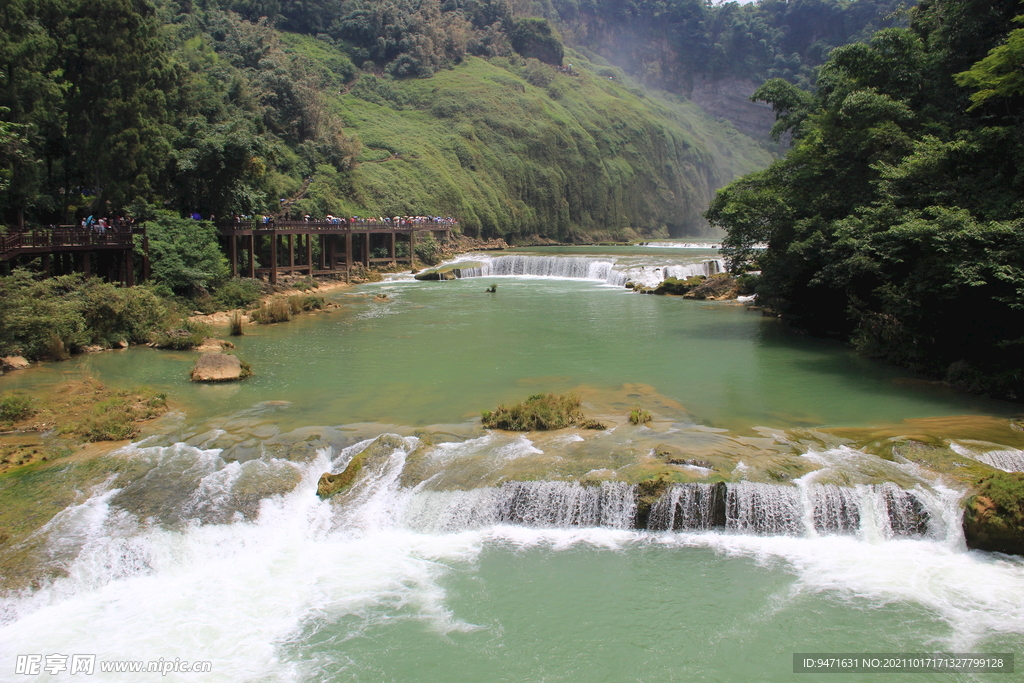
[688,76,776,139]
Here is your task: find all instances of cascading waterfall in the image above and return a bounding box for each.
[444,254,723,288]
[404,481,637,533]
[643,481,936,538]
[950,442,1024,472]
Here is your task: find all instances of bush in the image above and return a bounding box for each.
[0,393,36,424]
[151,320,210,349]
[628,406,652,425]
[288,295,325,314]
[214,278,266,309]
[250,298,292,324]
[229,311,244,337]
[415,234,443,266]
[481,393,583,430]
[0,271,177,359]
[736,274,760,296]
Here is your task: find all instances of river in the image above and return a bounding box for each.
[0,245,1022,682]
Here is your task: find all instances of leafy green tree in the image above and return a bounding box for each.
[707,0,1024,398]
[144,211,229,295]
[510,17,563,65]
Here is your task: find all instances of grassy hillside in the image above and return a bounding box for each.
[285,38,771,240]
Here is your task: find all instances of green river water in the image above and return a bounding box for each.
[0,246,1022,682]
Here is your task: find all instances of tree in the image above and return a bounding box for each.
[144,211,229,295]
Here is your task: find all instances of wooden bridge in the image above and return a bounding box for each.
[218,219,454,283]
[0,226,149,285]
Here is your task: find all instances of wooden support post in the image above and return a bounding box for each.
[319,235,326,270]
[230,234,238,277]
[362,232,370,267]
[270,231,278,284]
[42,253,51,277]
[345,232,352,283]
[142,230,150,282]
[288,234,295,274]
[126,248,135,286]
[306,233,313,275]
[83,252,91,277]
[248,234,256,279]
[328,235,336,271]
[389,232,396,264]
[409,230,416,270]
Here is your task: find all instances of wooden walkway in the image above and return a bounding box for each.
[218,219,453,283]
[0,226,149,284]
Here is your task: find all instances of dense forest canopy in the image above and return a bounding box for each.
[1,0,911,238]
[706,0,1024,398]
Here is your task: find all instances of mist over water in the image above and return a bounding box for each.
[2,250,1023,682]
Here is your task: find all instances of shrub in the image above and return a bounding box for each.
[250,298,292,324]
[151,320,210,349]
[0,393,36,424]
[288,295,325,314]
[628,406,652,425]
[229,311,244,336]
[415,234,442,266]
[481,393,583,430]
[214,278,266,309]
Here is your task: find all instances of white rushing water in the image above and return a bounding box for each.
[437,253,724,288]
[950,442,1024,472]
[2,439,1023,681]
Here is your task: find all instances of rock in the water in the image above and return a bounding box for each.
[190,353,248,382]
[0,356,30,372]
[650,276,705,296]
[963,472,1024,555]
[196,338,236,353]
[414,261,483,281]
[684,273,739,300]
[318,434,407,499]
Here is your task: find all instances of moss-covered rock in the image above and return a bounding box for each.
[963,472,1024,555]
[648,276,705,295]
[317,434,407,499]
[481,393,584,431]
[414,261,483,281]
[634,477,672,528]
[684,273,739,300]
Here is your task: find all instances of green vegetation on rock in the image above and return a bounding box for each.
[482,393,584,431]
[317,434,406,499]
[963,472,1024,556]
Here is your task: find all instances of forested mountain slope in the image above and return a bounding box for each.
[707,0,1024,398]
[0,0,904,240]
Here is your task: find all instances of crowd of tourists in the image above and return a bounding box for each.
[227,214,457,226]
[77,216,136,233]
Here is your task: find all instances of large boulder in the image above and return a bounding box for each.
[318,434,407,499]
[190,353,249,382]
[414,261,483,281]
[963,472,1024,555]
[0,356,30,372]
[684,273,739,300]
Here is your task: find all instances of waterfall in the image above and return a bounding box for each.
[647,482,725,530]
[643,481,937,538]
[442,254,724,288]
[404,481,637,532]
[950,442,1024,472]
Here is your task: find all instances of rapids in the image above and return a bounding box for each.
[1,248,1023,682]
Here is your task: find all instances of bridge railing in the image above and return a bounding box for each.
[219,218,457,231]
[0,228,139,256]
